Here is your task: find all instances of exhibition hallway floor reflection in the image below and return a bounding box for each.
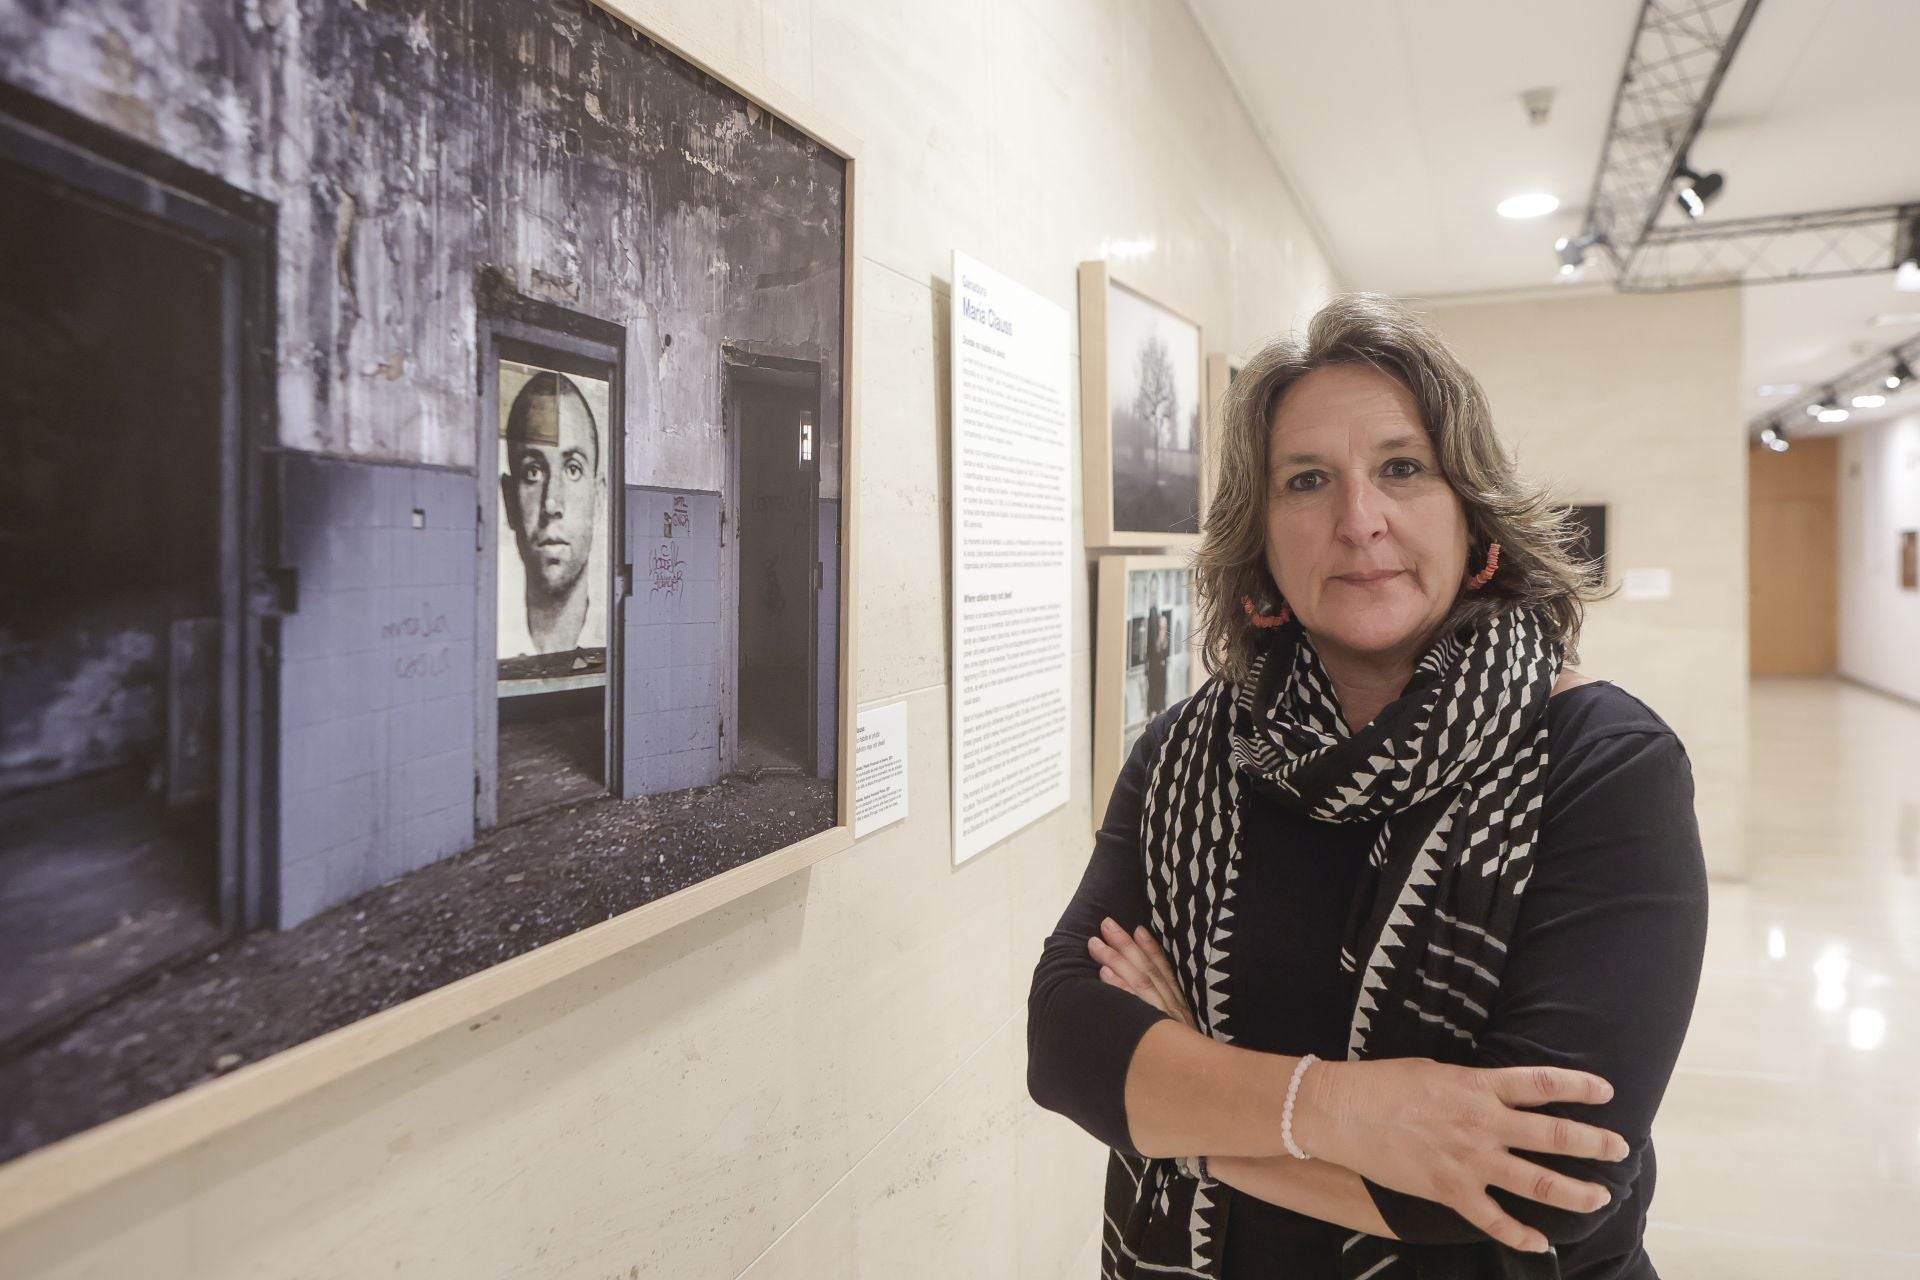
[1645,678,1920,1278]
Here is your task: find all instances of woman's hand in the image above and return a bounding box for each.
[1295,1056,1630,1254]
[1087,917,1198,1032]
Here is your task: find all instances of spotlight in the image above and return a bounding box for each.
[1673,163,1724,219]
[1897,212,1920,292]
[1807,388,1840,416]
[1760,422,1790,453]
[1852,394,1888,409]
[1554,231,1605,280]
[1890,358,1915,391]
[1817,408,1850,424]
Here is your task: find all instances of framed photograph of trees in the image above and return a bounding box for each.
[1078,263,1206,548]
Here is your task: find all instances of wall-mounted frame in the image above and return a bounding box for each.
[0,0,862,1230]
[1093,554,1207,819]
[1563,503,1610,588]
[1079,262,1207,549]
[1205,352,1241,518]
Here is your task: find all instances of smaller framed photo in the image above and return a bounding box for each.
[1094,554,1207,819]
[1205,352,1241,518]
[1079,262,1207,548]
[1563,503,1609,588]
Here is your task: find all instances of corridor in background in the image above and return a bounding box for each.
[1647,678,1920,1276]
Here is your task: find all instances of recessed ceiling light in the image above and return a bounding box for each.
[1851,394,1888,409]
[1498,193,1560,219]
[1871,311,1920,327]
[1755,383,1801,397]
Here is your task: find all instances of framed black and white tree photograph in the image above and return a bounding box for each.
[1079,262,1206,548]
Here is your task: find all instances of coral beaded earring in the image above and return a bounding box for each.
[1466,542,1502,591]
[1242,595,1292,628]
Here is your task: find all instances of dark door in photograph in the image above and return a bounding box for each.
[489,339,620,826]
[731,366,820,775]
[0,131,236,1048]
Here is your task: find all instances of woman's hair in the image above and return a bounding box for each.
[1194,292,1601,682]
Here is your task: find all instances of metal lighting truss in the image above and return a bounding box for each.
[1748,334,1920,441]
[1630,204,1919,293]
[1580,0,1919,291]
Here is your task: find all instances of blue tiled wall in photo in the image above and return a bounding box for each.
[623,487,722,798]
[274,452,477,928]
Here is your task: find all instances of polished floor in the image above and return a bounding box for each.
[1644,678,1920,1277]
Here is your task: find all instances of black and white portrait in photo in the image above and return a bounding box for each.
[497,363,611,668]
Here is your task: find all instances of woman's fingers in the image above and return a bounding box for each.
[1118,923,1197,1028]
[1488,1063,1615,1109]
[1460,1192,1549,1255]
[1087,933,1154,998]
[1489,1154,1613,1215]
[1092,920,1194,1028]
[1128,932,1190,1013]
[1501,1110,1630,1162]
[1116,923,1189,1020]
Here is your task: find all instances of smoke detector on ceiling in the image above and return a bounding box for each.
[1521,87,1555,127]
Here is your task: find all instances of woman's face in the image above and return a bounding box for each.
[1264,364,1470,669]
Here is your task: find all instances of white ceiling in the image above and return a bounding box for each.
[1185,0,1920,433]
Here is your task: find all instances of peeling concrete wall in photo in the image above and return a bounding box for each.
[0,0,847,490]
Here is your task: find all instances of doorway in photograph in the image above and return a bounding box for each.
[0,102,267,1050]
[726,354,822,777]
[487,335,621,826]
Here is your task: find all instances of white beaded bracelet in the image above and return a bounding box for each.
[1281,1053,1318,1160]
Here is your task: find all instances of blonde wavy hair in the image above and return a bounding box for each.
[1195,293,1601,683]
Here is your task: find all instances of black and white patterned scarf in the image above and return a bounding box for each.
[1100,607,1563,1280]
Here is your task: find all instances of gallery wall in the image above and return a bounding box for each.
[1838,414,1920,704]
[0,1,1336,1277]
[1422,287,1751,881]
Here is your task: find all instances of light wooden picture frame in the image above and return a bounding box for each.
[0,0,863,1229]
[1205,351,1240,518]
[1092,554,1207,821]
[1079,262,1207,549]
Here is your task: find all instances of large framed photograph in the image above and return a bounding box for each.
[0,0,858,1216]
[1079,263,1207,548]
[1094,555,1206,816]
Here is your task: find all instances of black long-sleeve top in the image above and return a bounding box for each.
[1027,682,1709,1277]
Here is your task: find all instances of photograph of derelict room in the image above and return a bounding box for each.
[0,0,848,1165]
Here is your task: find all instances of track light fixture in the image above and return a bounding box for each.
[1889,358,1914,391]
[1672,162,1724,219]
[1554,231,1606,280]
[1759,422,1789,453]
[1897,211,1920,292]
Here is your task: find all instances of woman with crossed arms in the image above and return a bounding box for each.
[1028,295,1707,1278]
